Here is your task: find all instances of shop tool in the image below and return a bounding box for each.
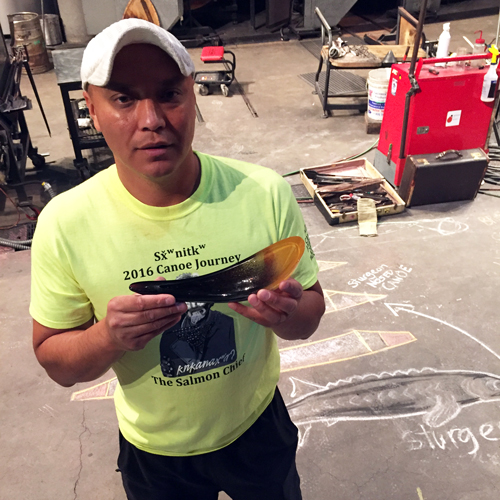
[0,24,49,213]
[130,237,304,302]
[300,159,405,226]
[194,46,236,97]
[374,51,497,187]
[325,186,394,213]
[372,0,496,187]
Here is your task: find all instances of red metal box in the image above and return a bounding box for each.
[374,62,495,186]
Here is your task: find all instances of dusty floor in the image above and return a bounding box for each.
[1,11,500,500]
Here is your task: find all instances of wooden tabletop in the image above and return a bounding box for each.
[321,44,427,68]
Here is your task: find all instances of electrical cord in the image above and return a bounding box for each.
[4,180,49,188]
[282,139,380,178]
[0,238,30,250]
[0,236,32,244]
[0,182,55,239]
[478,147,500,196]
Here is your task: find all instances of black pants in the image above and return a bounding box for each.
[117,388,302,500]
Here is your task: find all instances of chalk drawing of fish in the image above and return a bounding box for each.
[287,368,500,434]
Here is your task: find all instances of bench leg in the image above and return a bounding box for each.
[314,54,323,82]
[322,60,332,118]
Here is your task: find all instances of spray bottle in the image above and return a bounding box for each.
[481,45,500,102]
[435,23,451,66]
[472,30,486,68]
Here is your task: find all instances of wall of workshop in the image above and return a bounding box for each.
[81,0,183,35]
[0,0,59,35]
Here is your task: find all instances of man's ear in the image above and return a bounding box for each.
[83,88,101,132]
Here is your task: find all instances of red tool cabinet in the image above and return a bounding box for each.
[374,60,496,186]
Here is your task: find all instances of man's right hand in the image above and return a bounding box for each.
[33,292,186,387]
[104,294,187,351]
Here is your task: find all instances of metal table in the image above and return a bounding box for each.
[52,48,108,178]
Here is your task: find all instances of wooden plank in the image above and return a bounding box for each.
[123,0,160,25]
[399,17,417,47]
[366,44,426,59]
[321,44,426,68]
[365,112,382,135]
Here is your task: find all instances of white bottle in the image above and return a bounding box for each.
[435,23,451,67]
[481,46,499,102]
[472,30,486,68]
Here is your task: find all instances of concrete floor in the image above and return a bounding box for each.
[2,11,500,500]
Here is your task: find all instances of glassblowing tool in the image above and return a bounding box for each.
[130,237,305,303]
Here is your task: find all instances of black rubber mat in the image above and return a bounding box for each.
[299,71,367,97]
[291,183,312,200]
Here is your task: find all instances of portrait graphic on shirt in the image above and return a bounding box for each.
[160,300,236,378]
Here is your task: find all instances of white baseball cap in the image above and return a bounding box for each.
[81,19,195,89]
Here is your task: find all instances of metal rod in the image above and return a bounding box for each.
[408,0,428,78]
[315,7,331,32]
[496,4,500,46]
[41,0,45,45]
[421,53,492,65]
[398,100,413,163]
[398,0,428,165]
[23,60,51,136]
[315,7,333,47]
[195,102,204,123]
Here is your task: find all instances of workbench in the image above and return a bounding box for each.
[52,47,108,179]
[315,44,427,118]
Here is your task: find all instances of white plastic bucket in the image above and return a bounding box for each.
[367,68,391,121]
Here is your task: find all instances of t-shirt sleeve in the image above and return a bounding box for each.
[274,178,319,290]
[29,202,94,329]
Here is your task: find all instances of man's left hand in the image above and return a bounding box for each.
[227,279,302,328]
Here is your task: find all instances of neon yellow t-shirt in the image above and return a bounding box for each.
[30,152,319,456]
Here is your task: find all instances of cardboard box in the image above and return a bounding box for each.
[300,159,405,226]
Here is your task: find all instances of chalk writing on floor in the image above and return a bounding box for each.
[403,421,500,457]
[348,264,412,291]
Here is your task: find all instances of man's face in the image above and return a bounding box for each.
[83,44,196,185]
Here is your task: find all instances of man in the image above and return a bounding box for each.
[30,19,325,500]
